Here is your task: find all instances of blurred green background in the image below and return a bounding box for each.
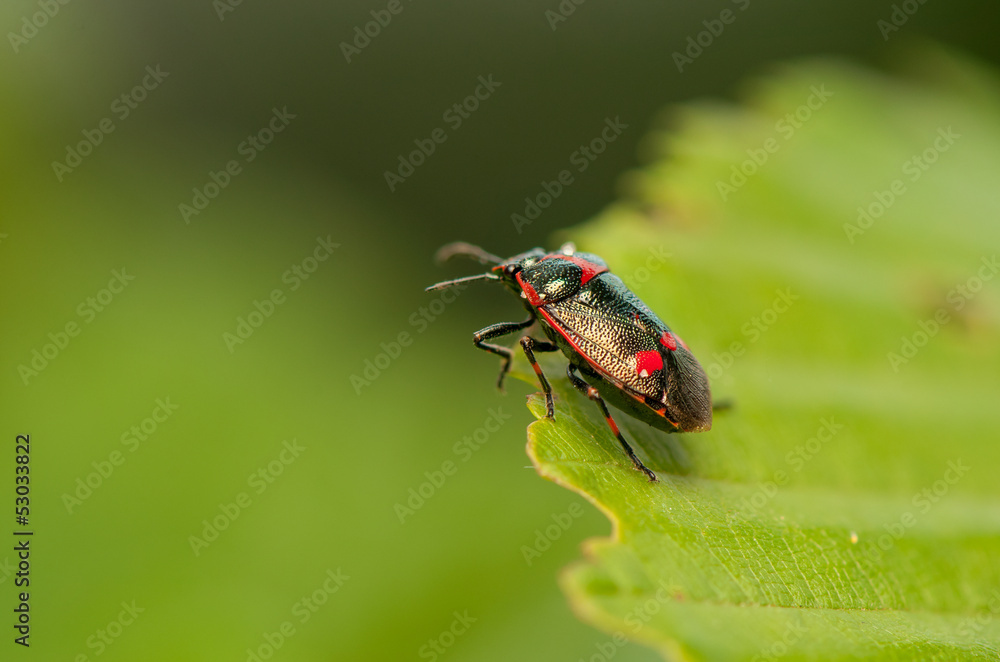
[1,1,999,660]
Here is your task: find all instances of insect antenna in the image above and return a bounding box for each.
[424,272,501,292]
[434,242,504,266]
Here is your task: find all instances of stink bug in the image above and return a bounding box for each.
[426,241,712,482]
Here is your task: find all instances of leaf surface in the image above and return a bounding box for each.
[517,51,1000,661]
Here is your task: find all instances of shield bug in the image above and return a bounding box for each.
[426,241,712,482]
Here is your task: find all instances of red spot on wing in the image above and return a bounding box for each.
[541,254,609,284]
[635,350,663,377]
[515,272,543,306]
[659,331,677,351]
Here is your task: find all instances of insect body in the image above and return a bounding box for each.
[426,242,712,482]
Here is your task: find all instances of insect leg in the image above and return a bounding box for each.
[473,316,536,391]
[566,364,658,483]
[519,336,559,418]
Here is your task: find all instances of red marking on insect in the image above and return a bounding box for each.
[674,333,689,351]
[659,410,680,429]
[541,255,609,284]
[659,331,677,351]
[516,272,543,306]
[635,350,663,378]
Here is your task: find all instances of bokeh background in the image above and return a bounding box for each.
[2,1,999,660]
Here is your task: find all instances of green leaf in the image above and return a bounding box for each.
[516,50,1000,661]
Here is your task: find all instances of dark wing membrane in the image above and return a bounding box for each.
[662,340,713,431]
